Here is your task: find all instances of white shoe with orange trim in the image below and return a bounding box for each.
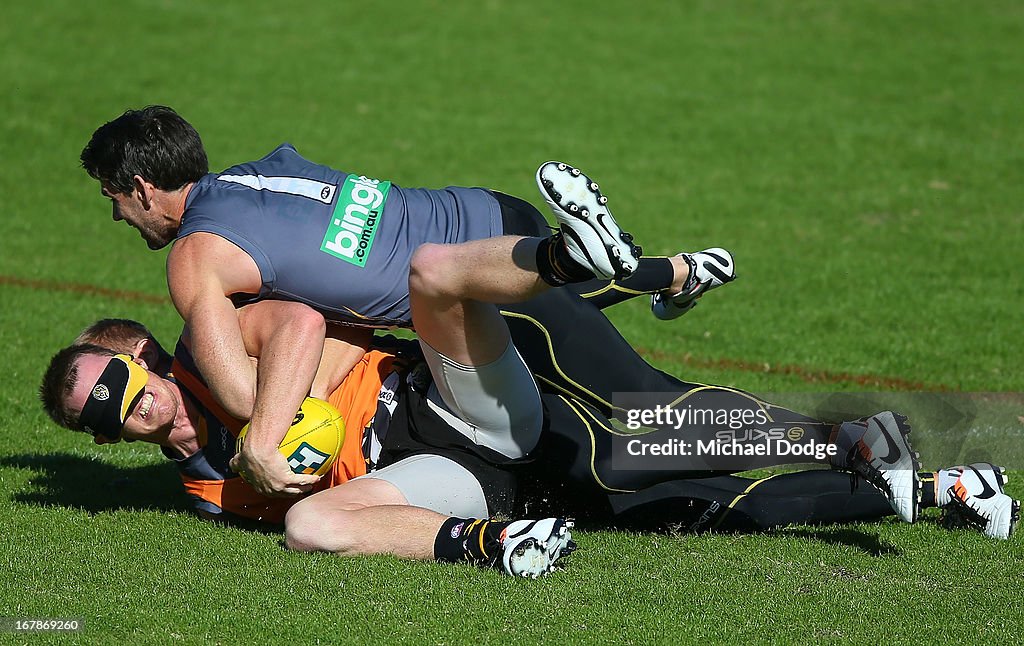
[939,463,1020,540]
[831,411,921,523]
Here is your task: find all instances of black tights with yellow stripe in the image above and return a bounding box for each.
[530,401,938,532]
[501,258,825,449]
[498,257,942,531]
[496,195,924,531]
[502,258,687,413]
[539,392,831,491]
[604,471,934,533]
[502,253,820,422]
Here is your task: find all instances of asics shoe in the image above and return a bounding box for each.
[536,161,641,280]
[651,248,736,320]
[939,463,1020,540]
[832,411,921,523]
[501,517,577,578]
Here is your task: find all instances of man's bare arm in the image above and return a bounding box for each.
[233,297,327,435]
[227,307,372,401]
[167,235,261,418]
[168,233,325,496]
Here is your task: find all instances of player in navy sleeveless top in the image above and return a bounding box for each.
[181,143,503,327]
[80,106,648,500]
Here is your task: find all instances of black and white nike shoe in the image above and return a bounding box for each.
[939,463,1020,540]
[500,518,577,578]
[651,248,736,320]
[831,411,921,523]
[536,161,641,281]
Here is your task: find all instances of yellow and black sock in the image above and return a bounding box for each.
[434,517,512,566]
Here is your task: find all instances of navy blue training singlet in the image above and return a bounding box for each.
[178,144,503,327]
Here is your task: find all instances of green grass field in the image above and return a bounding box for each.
[2,1,1022,643]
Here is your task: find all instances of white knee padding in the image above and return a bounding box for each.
[418,339,542,459]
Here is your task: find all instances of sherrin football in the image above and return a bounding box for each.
[236,397,345,477]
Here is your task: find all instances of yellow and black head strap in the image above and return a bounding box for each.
[80,354,149,440]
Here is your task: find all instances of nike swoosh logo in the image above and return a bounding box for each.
[703,260,734,284]
[704,251,731,266]
[874,415,905,465]
[967,465,998,500]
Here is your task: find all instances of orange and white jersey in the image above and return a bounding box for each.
[166,339,395,524]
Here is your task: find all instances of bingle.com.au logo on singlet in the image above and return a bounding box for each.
[321,175,392,267]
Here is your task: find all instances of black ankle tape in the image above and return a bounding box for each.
[536,234,593,286]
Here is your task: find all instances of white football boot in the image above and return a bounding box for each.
[831,411,921,523]
[536,161,641,280]
[938,463,1020,540]
[651,248,736,320]
[501,518,576,578]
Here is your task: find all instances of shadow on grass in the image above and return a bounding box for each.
[781,527,899,557]
[1,452,188,514]
[1,452,283,535]
[526,489,900,557]
[577,519,900,557]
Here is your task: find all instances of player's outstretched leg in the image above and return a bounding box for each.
[652,248,737,320]
[536,161,641,280]
[937,463,1020,540]
[501,518,577,578]
[830,411,921,523]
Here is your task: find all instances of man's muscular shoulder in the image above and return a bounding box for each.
[167,233,263,300]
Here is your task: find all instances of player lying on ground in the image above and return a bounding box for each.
[41,331,574,577]
[81,106,645,498]
[42,302,1018,566]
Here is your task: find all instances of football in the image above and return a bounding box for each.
[236,397,346,477]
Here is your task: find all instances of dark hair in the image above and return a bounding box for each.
[40,344,116,431]
[75,318,154,354]
[80,105,209,195]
